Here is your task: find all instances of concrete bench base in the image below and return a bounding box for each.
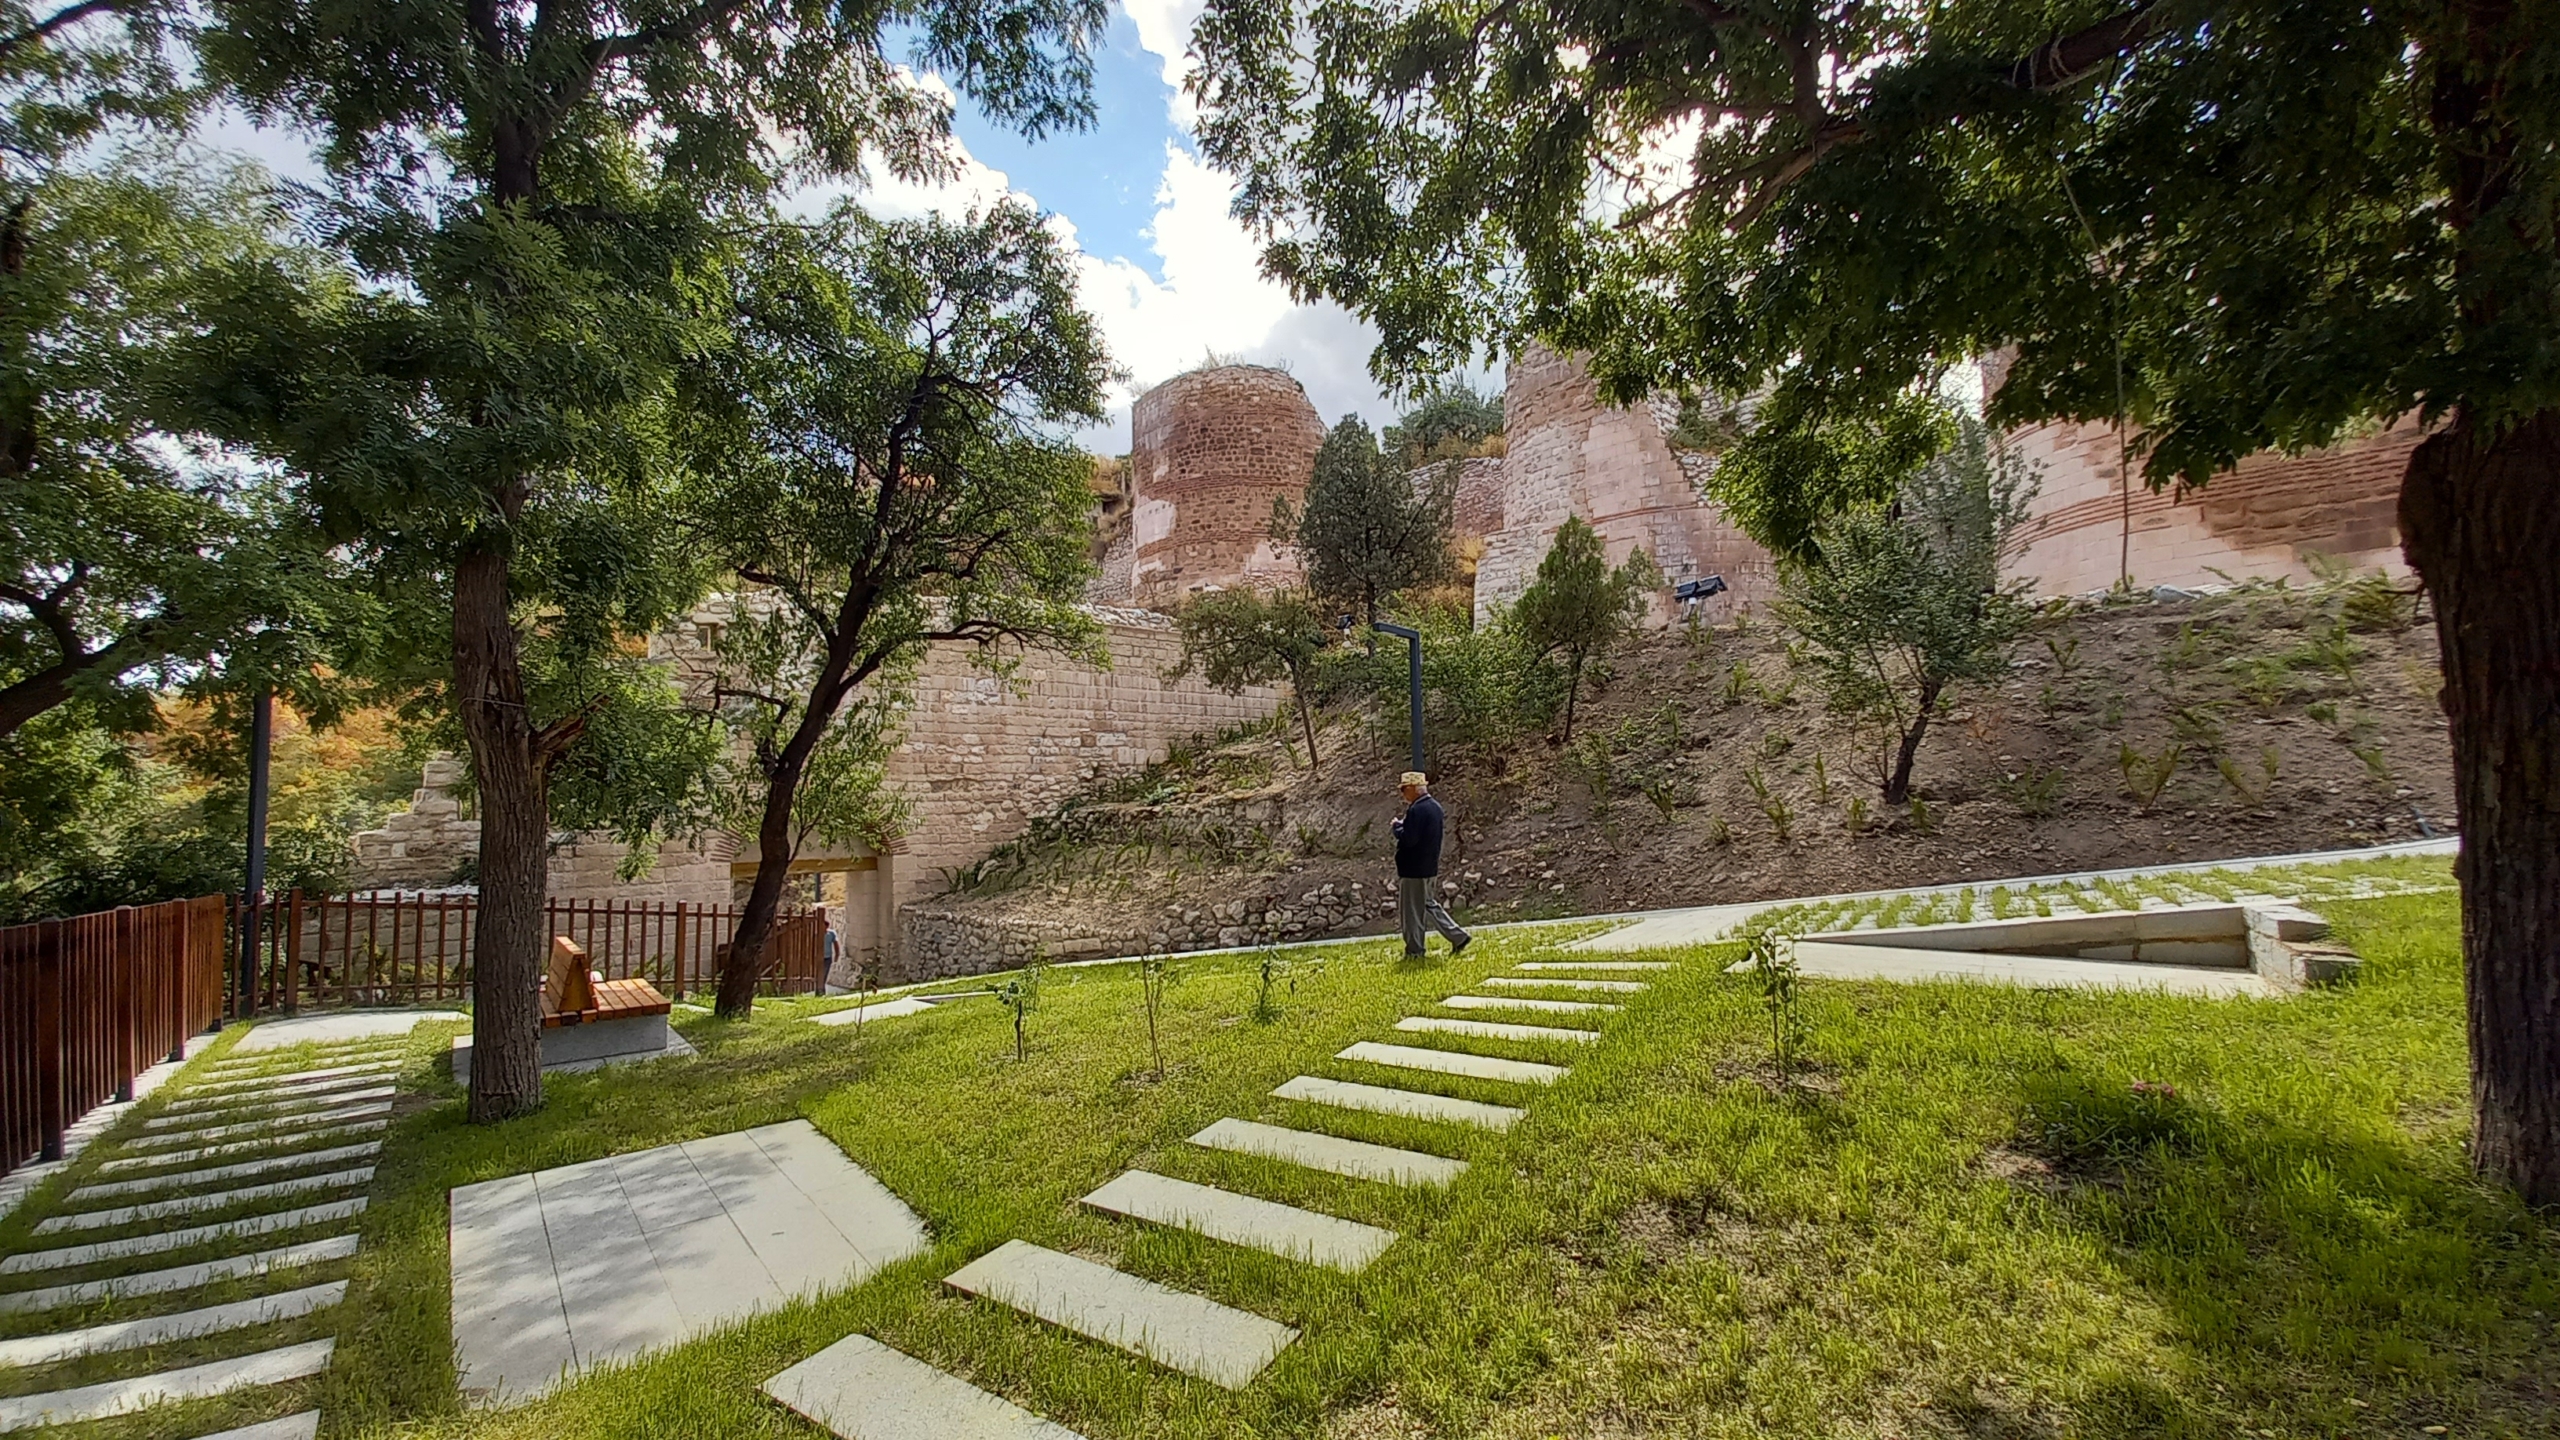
[448,1016,693,1085]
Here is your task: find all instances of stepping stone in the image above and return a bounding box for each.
[811,996,938,1026]
[74,1143,384,1201]
[1188,1118,1464,1187]
[1441,995,1620,1015]
[227,1008,461,1050]
[94,1121,389,1174]
[0,1235,359,1313]
[0,1280,345,1366]
[1081,1171,1396,1272]
[40,1168,373,1233]
[133,1101,393,1146]
[206,1042,403,1073]
[0,1198,366,1274]
[144,1090,394,1132]
[199,1414,320,1440]
[0,1337,333,1429]
[1481,976,1648,994]
[1271,1076,1525,1132]
[763,1332,1086,1440]
[1336,1041,1567,1087]
[168,1069,397,1109]
[1394,1016,1598,1045]
[944,1240,1295,1390]
[1515,961,1673,972]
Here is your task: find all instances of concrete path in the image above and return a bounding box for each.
[1080,1172,1397,1272]
[0,1034,420,1436]
[228,1010,465,1051]
[1188,1118,1466,1187]
[765,1334,1088,1439]
[448,1120,929,1406]
[1271,1076,1526,1131]
[945,1241,1298,1390]
[1440,994,1621,1014]
[1337,1041,1568,1086]
[1393,1016,1599,1045]
[1778,940,2278,996]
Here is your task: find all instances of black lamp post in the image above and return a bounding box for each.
[236,688,272,1022]
[1340,613,1426,775]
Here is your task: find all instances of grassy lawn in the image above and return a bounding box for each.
[8,866,2554,1438]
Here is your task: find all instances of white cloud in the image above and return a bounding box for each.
[1074,143,1297,393]
[1119,0,1211,125]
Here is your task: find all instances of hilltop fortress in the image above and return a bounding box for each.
[354,351,2421,979]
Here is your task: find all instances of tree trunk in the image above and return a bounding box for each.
[1882,677,1942,805]
[719,657,854,1017]
[454,536,547,1123]
[1563,651,1583,740]
[2399,407,2560,1206]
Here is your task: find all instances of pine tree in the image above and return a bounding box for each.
[1281,415,1454,624]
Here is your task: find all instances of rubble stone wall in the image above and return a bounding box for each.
[1129,365,1325,605]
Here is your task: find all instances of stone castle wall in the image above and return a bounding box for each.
[2005,414,2420,595]
[1128,365,1325,605]
[1475,346,1778,624]
[1411,455,1508,544]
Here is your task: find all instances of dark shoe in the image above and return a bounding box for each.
[1450,934,1472,956]
[1404,950,1427,960]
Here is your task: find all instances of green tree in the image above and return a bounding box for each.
[1508,516,1657,740]
[1279,414,1454,623]
[681,203,1107,1018]
[1172,588,1328,765]
[1777,416,2037,804]
[182,0,1106,1119]
[1384,384,1502,466]
[1193,0,2560,1199]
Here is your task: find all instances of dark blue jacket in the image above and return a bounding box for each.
[1394,795,1446,878]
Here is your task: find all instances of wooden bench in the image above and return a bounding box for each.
[542,938,671,1028]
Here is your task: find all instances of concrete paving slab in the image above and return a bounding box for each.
[1270,1076,1525,1131]
[448,1120,928,1407]
[0,1337,333,1430]
[198,1413,320,1440]
[0,1198,366,1274]
[135,1100,394,1145]
[1440,995,1620,1015]
[1336,1041,1568,1087]
[1081,1171,1395,1272]
[809,997,939,1026]
[166,1070,397,1110]
[0,1280,345,1367]
[204,1044,400,1076]
[1514,961,1673,971]
[73,1143,383,1201]
[0,1235,358,1314]
[232,1011,463,1051]
[1394,1016,1598,1045]
[1777,940,2276,997]
[1479,977,1648,994]
[944,1240,1296,1390]
[92,1121,389,1174]
[1188,1118,1465,1187]
[143,1088,393,1131]
[42,1169,373,1233]
[763,1332,1087,1440]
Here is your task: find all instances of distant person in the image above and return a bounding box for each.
[821,919,841,991]
[1391,771,1471,958]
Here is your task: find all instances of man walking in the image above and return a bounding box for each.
[1391,771,1470,958]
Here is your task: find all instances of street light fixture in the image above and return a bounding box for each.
[1338,613,1426,775]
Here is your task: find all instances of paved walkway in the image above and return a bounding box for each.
[0,1011,453,1436]
[759,951,1661,1435]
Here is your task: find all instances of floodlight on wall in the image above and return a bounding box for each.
[1675,574,1729,608]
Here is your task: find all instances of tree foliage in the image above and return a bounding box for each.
[1507,516,1657,740]
[1777,415,2037,804]
[1279,414,1454,623]
[1172,588,1329,765]
[1384,384,1502,466]
[679,201,1108,1016]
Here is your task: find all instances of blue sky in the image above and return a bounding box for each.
[199,1,1428,454]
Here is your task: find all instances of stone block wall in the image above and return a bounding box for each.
[1129,365,1324,605]
[1412,455,1508,543]
[1475,345,1778,625]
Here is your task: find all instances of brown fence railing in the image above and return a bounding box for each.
[2,896,227,1178]
[233,892,826,1010]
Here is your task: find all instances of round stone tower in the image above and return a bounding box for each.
[1128,364,1325,607]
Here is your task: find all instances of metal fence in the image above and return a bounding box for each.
[1,896,227,1177]
[232,892,827,1009]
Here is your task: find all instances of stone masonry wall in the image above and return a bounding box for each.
[1129,365,1324,605]
[1411,455,1507,543]
[1475,345,1778,624]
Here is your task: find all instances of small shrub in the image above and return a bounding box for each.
[1137,953,1182,1080]
[995,955,1047,1061]
[2337,573,2419,632]
[1905,792,1935,833]
[1745,766,1792,841]
[2042,632,2080,678]
[1997,764,2067,817]
[1723,659,1754,706]
[2214,745,2280,806]
[2307,699,2340,725]
[2227,655,2295,714]
[1844,795,1869,836]
[1760,730,1794,759]
[2352,742,2394,786]
[2287,617,2362,687]
[1810,751,1831,803]
[1708,812,1733,845]
[1744,929,1806,1081]
[2118,740,2183,812]
[1253,943,1320,1021]
[2100,693,2126,729]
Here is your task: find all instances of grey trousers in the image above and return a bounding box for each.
[1398,876,1470,955]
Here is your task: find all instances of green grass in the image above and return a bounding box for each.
[1,869,2550,1438]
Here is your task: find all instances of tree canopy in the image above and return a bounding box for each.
[1281,414,1455,622]
[1508,516,1656,740]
